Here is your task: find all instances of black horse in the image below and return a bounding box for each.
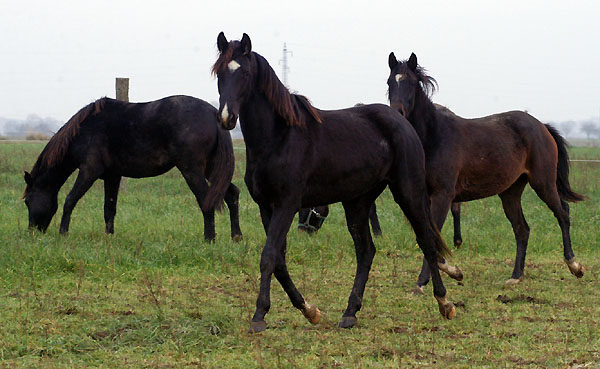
[298,204,382,235]
[387,52,585,292]
[213,33,460,333]
[24,95,242,241]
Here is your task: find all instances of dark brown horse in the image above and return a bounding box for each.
[213,33,460,333]
[24,95,242,241]
[387,52,585,291]
[298,204,381,236]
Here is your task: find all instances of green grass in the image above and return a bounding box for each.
[1,142,599,368]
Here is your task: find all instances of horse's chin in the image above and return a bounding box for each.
[218,117,237,130]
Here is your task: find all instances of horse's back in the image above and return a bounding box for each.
[77,96,223,178]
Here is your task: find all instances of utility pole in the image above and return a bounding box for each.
[279,43,292,88]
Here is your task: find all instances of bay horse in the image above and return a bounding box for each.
[23,95,242,241]
[213,33,460,333]
[298,204,382,236]
[387,52,585,291]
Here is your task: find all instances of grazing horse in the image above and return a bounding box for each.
[213,32,459,333]
[298,203,382,236]
[23,95,242,241]
[387,52,585,291]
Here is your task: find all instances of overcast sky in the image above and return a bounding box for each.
[1,0,599,124]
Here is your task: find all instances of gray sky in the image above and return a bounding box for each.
[1,0,599,124]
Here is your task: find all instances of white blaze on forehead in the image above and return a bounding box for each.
[221,103,229,122]
[395,74,405,83]
[227,60,241,72]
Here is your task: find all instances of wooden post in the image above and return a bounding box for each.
[115,77,130,191]
[115,78,129,102]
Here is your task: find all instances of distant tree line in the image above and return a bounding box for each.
[0,115,61,139]
[548,119,600,140]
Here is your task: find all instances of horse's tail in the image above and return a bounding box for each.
[432,213,452,259]
[545,123,585,202]
[202,127,235,212]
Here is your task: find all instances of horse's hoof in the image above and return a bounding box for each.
[438,262,463,281]
[248,321,267,334]
[302,303,321,325]
[338,316,357,328]
[435,296,456,320]
[505,277,522,285]
[412,285,425,295]
[232,234,243,242]
[454,239,463,248]
[566,258,585,278]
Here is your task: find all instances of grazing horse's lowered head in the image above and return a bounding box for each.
[23,171,58,232]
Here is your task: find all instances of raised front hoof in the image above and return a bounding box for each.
[454,238,463,248]
[566,259,585,278]
[338,316,357,329]
[412,285,425,295]
[232,234,243,242]
[248,321,267,334]
[435,296,456,320]
[302,304,321,325]
[505,277,523,285]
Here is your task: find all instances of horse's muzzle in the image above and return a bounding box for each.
[218,113,238,130]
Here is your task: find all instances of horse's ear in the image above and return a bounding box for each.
[388,52,398,70]
[241,33,252,55]
[24,171,33,186]
[408,52,418,71]
[217,32,228,53]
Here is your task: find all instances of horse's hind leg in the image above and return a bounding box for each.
[59,168,100,234]
[224,183,242,241]
[529,178,584,278]
[179,170,215,242]
[103,175,122,234]
[251,205,319,333]
[369,202,382,236]
[498,175,529,284]
[415,193,462,293]
[389,183,456,320]
[338,197,377,328]
[451,202,462,247]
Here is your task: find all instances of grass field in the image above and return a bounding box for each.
[1,141,599,368]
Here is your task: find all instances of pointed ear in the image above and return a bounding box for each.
[408,52,418,71]
[388,52,398,70]
[241,33,252,55]
[24,171,33,186]
[217,32,228,53]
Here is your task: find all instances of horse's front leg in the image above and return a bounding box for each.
[59,168,99,234]
[250,206,320,333]
[450,202,462,247]
[103,176,121,234]
[338,199,376,328]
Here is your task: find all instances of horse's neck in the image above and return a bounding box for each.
[239,92,284,156]
[34,164,76,195]
[409,93,440,149]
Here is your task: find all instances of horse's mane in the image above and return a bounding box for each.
[212,42,322,127]
[31,98,106,174]
[399,61,438,98]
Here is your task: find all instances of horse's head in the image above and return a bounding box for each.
[23,171,58,232]
[387,52,437,118]
[213,32,254,130]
